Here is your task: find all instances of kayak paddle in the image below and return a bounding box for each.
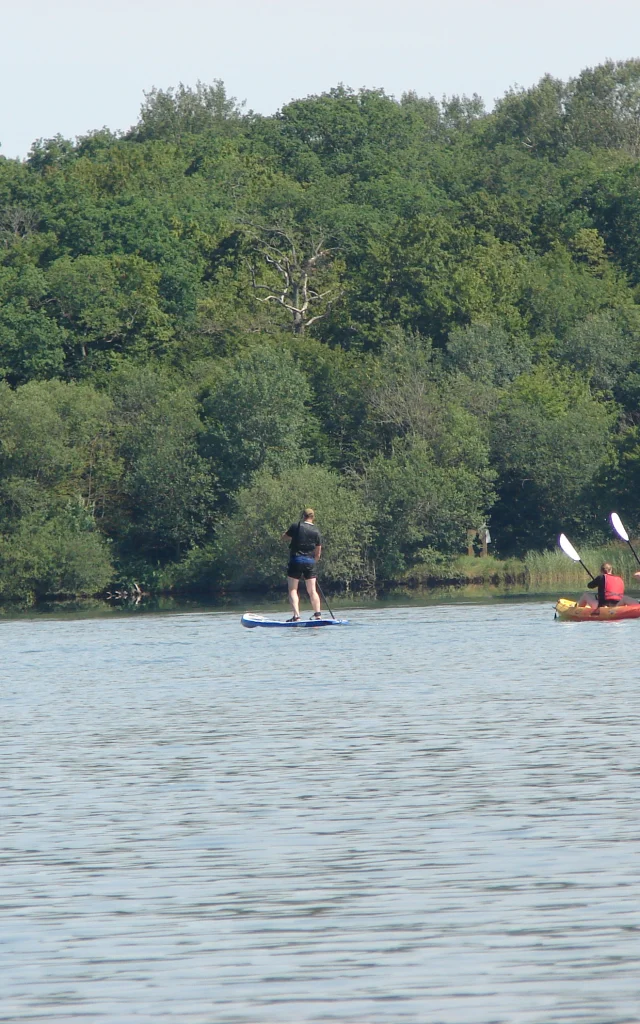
[558,533,595,580]
[610,512,640,567]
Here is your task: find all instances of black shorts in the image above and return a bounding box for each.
[287,560,317,580]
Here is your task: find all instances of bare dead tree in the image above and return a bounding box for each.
[247,227,342,334]
[0,205,39,245]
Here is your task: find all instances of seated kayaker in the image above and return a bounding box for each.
[587,563,625,607]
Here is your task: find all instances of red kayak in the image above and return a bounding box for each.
[555,598,640,621]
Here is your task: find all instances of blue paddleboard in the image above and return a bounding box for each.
[241,613,349,629]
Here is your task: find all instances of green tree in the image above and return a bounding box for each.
[565,60,640,155]
[588,161,640,286]
[46,254,174,364]
[199,344,314,497]
[0,380,117,599]
[445,323,533,386]
[364,438,494,578]
[0,379,117,510]
[367,330,496,471]
[597,424,640,537]
[490,366,616,554]
[551,308,640,397]
[518,243,630,339]
[130,80,245,143]
[286,336,375,467]
[106,366,216,563]
[489,76,566,155]
[0,503,113,601]
[0,265,66,383]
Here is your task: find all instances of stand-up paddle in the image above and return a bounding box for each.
[610,512,640,567]
[316,580,335,620]
[558,533,595,580]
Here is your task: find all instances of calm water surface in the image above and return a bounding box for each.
[1,603,639,1023]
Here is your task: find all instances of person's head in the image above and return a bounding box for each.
[302,507,315,522]
[601,562,613,574]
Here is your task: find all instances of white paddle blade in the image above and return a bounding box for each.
[558,533,581,562]
[610,512,629,542]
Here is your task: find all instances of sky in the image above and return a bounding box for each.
[2,0,640,158]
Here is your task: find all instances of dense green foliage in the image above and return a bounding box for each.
[4,61,640,598]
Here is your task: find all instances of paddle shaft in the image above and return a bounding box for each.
[579,559,596,581]
[316,580,335,619]
[625,538,640,567]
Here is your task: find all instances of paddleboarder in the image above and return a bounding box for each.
[282,508,322,621]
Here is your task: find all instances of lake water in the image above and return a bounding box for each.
[1,601,639,1023]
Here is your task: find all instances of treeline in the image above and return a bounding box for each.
[2,62,640,599]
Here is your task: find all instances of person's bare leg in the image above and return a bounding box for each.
[287,576,301,618]
[305,577,321,615]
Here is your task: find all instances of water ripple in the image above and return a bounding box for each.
[1,604,639,1022]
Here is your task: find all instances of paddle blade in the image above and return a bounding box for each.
[610,512,629,542]
[558,533,582,562]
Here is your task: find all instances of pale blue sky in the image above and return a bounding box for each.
[2,0,639,158]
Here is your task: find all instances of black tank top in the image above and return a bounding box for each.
[288,521,321,556]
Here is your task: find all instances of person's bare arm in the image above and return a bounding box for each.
[314,544,322,562]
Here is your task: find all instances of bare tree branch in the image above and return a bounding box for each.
[244,223,342,333]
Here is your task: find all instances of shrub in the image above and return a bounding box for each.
[0,504,113,601]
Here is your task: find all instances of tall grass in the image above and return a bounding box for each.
[448,554,526,585]
[404,541,640,591]
[524,543,640,590]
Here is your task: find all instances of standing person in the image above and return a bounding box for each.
[282,508,323,621]
[586,562,625,607]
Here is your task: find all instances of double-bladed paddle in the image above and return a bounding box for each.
[610,512,640,568]
[558,533,595,580]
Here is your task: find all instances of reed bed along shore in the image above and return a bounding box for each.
[523,545,640,589]
[403,543,640,591]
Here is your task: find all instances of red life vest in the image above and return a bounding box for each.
[603,573,624,602]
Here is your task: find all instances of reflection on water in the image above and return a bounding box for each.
[1,604,639,1022]
[0,584,566,621]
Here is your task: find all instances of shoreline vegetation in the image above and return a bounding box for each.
[4,63,640,602]
[407,544,640,590]
[4,543,640,610]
